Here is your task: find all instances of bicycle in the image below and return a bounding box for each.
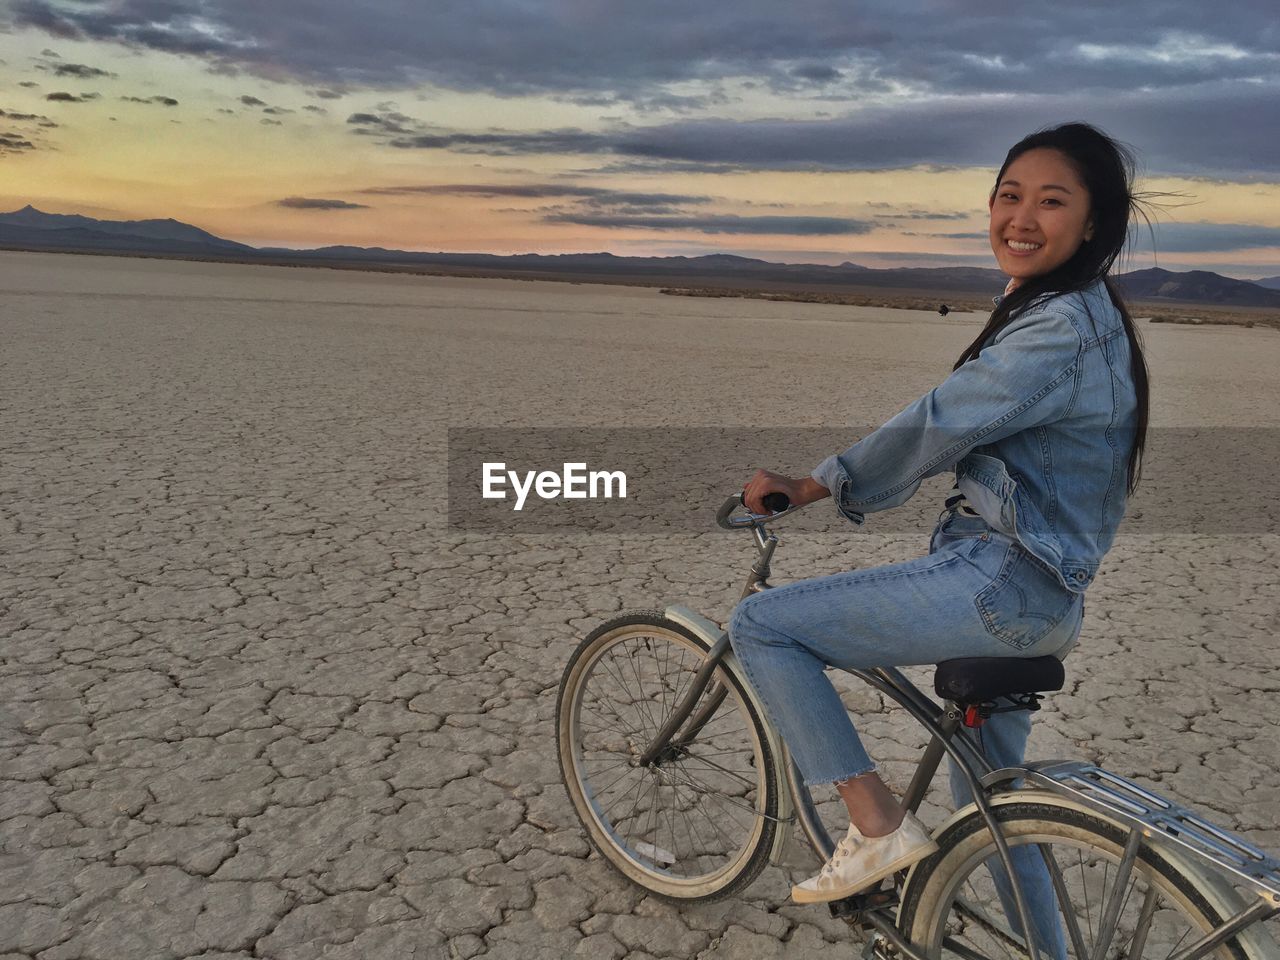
[556,493,1280,960]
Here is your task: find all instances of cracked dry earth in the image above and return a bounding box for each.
[2,250,1278,959]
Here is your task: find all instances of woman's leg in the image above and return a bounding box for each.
[728,534,1069,786]
[727,529,1081,900]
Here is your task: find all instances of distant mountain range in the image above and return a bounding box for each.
[1111,268,1280,307]
[3,205,1278,308]
[0,205,254,256]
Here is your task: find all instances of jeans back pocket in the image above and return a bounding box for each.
[974,543,1075,650]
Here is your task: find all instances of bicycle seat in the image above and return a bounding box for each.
[933,656,1065,704]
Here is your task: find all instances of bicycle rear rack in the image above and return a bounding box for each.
[1023,760,1280,903]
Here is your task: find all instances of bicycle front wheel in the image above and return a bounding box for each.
[899,799,1248,960]
[556,611,778,902]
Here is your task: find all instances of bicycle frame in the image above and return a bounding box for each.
[651,603,1047,960]
[644,505,1050,952]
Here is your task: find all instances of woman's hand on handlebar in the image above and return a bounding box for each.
[741,469,831,515]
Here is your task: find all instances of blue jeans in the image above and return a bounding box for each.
[727,510,1081,957]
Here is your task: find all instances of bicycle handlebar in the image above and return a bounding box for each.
[717,491,798,530]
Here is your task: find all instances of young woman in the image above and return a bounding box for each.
[728,123,1149,937]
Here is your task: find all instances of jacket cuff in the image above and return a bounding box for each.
[811,455,866,526]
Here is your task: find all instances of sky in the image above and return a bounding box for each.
[0,1,1278,277]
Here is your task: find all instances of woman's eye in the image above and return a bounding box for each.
[1041,198,1062,207]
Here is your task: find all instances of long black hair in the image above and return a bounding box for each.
[954,122,1150,494]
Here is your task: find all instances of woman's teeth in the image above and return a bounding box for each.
[1007,240,1042,252]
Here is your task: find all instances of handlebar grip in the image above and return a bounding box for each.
[761,491,791,513]
[733,491,791,513]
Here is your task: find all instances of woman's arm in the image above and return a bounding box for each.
[815,305,1084,523]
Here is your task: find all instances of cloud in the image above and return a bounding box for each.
[8,2,1280,178]
[276,196,369,210]
[310,88,343,99]
[361,182,712,208]
[790,64,842,83]
[18,81,39,87]
[239,95,266,106]
[10,2,1276,107]
[47,62,114,79]
[260,117,282,125]
[44,91,98,102]
[0,134,37,152]
[589,158,751,176]
[302,104,327,114]
[873,210,972,221]
[382,126,616,156]
[347,111,417,134]
[121,95,178,106]
[543,212,876,235]
[262,105,293,114]
[1132,221,1280,253]
[0,108,52,122]
[362,83,1280,180]
[595,88,732,115]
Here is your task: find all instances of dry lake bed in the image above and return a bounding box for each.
[2,250,1278,958]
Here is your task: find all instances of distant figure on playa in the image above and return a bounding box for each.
[731,122,1149,954]
[937,304,950,316]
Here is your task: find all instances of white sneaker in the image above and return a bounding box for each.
[791,813,938,904]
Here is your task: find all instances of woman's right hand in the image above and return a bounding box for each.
[741,469,830,514]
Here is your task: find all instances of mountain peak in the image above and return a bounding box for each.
[0,205,254,252]
[1115,267,1280,307]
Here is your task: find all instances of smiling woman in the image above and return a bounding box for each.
[958,122,1152,495]
[731,123,1153,949]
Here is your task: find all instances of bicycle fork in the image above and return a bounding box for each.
[633,632,731,769]
[635,521,777,767]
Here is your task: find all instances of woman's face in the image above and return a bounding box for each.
[989,147,1094,286]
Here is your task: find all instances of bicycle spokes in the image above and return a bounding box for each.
[559,616,778,900]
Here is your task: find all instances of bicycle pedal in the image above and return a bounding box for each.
[827,887,898,922]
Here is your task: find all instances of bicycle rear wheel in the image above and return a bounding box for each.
[899,800,1248,960]
[556,611,778,902]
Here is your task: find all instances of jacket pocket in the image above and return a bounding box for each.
[974,543,1075,649]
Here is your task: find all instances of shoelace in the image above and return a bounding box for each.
[819,833,861,877]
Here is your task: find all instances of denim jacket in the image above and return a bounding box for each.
[811,278,1137,593]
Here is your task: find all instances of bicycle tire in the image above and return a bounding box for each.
[556,610,778,902]
[899,799,1249,960]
